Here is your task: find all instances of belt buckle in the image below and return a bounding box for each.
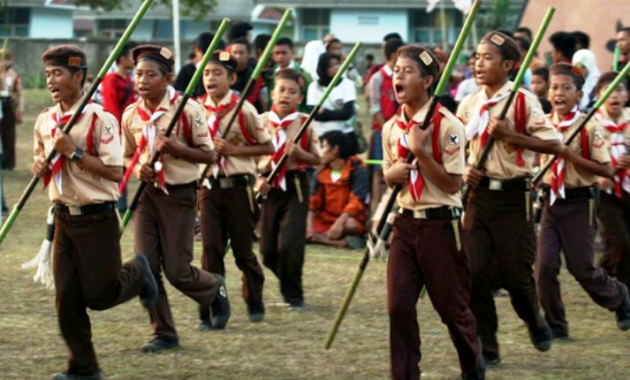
[450,207,461,218]
[489,179,503,191]
[68,206,83,216]
[219,177,234,188]
[413,210,428,219]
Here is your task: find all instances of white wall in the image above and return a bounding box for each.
[130,19,154,40]
[330,9,408,44]
[30,8,73,39]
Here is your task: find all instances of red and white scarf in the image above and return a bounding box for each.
[122,86,178,195]
[549,107,581,205]
[203,92,239,178]
[269,106,300,190]
[464,91,511,146]
[44,112,73,193]
[600,115,630,197]
[395,111,423,202]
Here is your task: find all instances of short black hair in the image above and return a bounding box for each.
[195,32,226,53]
[254,34,271,54]
[366,53,375,61]
[572,31,590,49]
[326,38,342,51]
[383,33,403,42]
[515,27,532,40]
[621,27,630,36]
[384,39,404,60]
[595,71,626,95]
[320,130,353,160]
[276,37,294,50]
[116,41,137,64]
[549,63,585,91]
[532,67,549,83]
[228,21,253,42]
[515,37,530,53]
[549,32,577,60]
[228,37,252,54]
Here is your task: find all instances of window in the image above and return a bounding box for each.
[410,8,463,45]
[0,7,31,37]
[301,9,330,41]
[97,19,128,38]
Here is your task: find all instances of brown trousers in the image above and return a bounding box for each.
[463,188,541,358]
[388,214,479,380]
[598,191,630,287]
[259,174,309,305]
[198,182,264,321]
[54,207,145,375]
[536,197,624,336]
[135,183,219,340]
[0,98,16,169]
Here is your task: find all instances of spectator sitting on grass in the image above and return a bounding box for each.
[307,131,368,248]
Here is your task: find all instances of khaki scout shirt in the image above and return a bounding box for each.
[202,91,272,176]
[457,81,559,179]
[0,66,24,113]
[257,112,321,173]
[33,97,121,205]
[541,113,610,188]
[382,100,466,211]
[597,108,630,146]
[122,88,212,185]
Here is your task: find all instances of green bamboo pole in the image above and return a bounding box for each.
[614,46,620,71]
[119,18,231,234]
[0,0,156,248]
[462,6,556,204]
[324,0,483,350]
[533,60,630,184]
[199,8,293,180]
[0,38,8,60]
[255,42,362,203]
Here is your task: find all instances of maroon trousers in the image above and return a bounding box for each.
[388,213,479,380]
[0,98,16,169]
[198,182,264,321]
[536,196,624,336]
[598,191,630,288]
[135,183,219,340]
[464,188,541,358]
[54,206,145,375]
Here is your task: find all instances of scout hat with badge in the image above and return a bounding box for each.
[481,31,522,62]
[396,44,441,81]
[42,45,87,70]
[132,44,175,73]
[208,50,238,73]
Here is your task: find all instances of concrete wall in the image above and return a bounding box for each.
[29,8,73,39]
[330,9,409,44]
[519,0,630,72]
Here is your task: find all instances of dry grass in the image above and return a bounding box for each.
[0,90,628,380]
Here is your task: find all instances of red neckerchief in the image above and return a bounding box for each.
[599,110,630,197]
[202,92,239,178]
[269,105,300,190]
[549,107,580,205]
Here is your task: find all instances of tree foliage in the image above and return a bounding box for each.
[74,0,218,20]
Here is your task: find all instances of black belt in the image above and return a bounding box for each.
[478,176,529,192]
[541,186,595,200]
[400,206,462,220]
[54,201,116,216]
[204,174,254,189]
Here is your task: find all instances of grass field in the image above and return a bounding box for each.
[0,90,628,380]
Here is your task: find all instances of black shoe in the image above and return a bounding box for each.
[458,366,485,380]
[552,330,569,340]
[210,274,231,329]
[288,301,306,312]
[482,352,500,367]
[140,337,179,353]
[616,283,630,331]
[51,372,103,380]
[136,254,158,310]
[529,318,553,352]
[248,301,265,322]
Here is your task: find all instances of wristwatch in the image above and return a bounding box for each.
[70,147,84,163]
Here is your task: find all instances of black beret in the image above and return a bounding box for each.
[396,44,441,80]
[132,44,174,73]
[208,50,238,73]
[480,32,522,62]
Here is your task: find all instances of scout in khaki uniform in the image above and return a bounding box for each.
[256,68,321,311]
[32,45,158,380]
[382,45,484,380]
[595,72,630,290]
[198,51,274,326]
[458,32,563,365]
[0,48,24,170]
[536,64,630,338]
[121,45,230,352]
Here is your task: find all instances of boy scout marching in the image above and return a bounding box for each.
[6,4,630,379]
